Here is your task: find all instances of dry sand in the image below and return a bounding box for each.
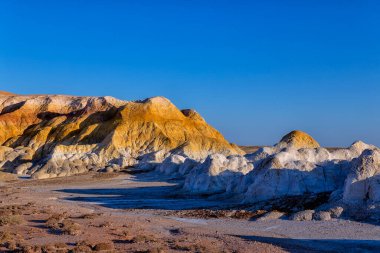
[0,172,379,252]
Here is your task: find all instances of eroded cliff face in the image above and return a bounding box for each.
[177,131,380,221]
[0,92,242,178]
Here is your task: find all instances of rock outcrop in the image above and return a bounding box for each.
[178,131,380,220]
[343,149,380,203]
[0,93,242,178]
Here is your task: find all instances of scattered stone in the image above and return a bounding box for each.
[61,220,81,235]
[313,211,331,221]
[45,214,81,235]
[132,234,157,243]
[329,206,344,218]
[290,210,315,221]
[0,215,24,226]
[93,242,114,251]
[257,211,286,221]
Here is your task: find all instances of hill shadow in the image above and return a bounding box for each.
[235,234,380,253]
[55,161,347,213]
[0,101,26,115]
[55,172,236,210]
[57,185,231,210]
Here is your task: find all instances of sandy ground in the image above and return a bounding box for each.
[0,172,379,253]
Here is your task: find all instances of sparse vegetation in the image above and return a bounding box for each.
[0,202,35,216]
[132,234,157,243]
[0,214,24,226]
[0,231,13,243]
[46,213,67,229]
[75,212,103,219]
[61,219,81,235]
[70,245,93,253]
[93,242,114,251]
[45,213,81,235]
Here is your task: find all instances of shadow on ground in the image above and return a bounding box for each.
[236,235,380,253]
[57,185,232,210]
[56,172,237,210]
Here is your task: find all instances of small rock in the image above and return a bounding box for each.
[93,242,114,251]
[257,211,285,221]
[329,206,344,218]
[290,210,315,221]
[313,211,331,221]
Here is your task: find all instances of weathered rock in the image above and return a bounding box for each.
[0,93,242,178]
[343,149,380,203]
[313,211,331,221]
[290,210,315,221]
[182,132,380,217]
[183,154,252,194]
[157,155,186,175]
[257,211,286,221]
[329,206,344,218]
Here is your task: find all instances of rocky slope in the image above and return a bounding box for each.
[0,92,241,178]
[160,131,380,221]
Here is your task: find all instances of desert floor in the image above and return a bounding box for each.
[0,172,380,253]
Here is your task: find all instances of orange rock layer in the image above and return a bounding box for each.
[0,93,242,178]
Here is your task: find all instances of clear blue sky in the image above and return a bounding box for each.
[0,1,379,147]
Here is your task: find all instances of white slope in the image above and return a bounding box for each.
[155,139,380,219]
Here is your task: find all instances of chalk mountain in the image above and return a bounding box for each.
[0,92,241,178]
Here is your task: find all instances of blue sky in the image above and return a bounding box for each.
[0,0,379,146]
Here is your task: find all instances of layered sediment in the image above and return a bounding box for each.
[0,92,241,178]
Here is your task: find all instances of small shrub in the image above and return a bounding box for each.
[54,242,68,249]
[132,234,157,243]
[0,231,12,242]
[46,213,66,229]
[70,245,93,253]
[93,242,114,251]
[45,214,81,235]
[75,213,102,219]
[0,215,24,226]
[61,220,81,235]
